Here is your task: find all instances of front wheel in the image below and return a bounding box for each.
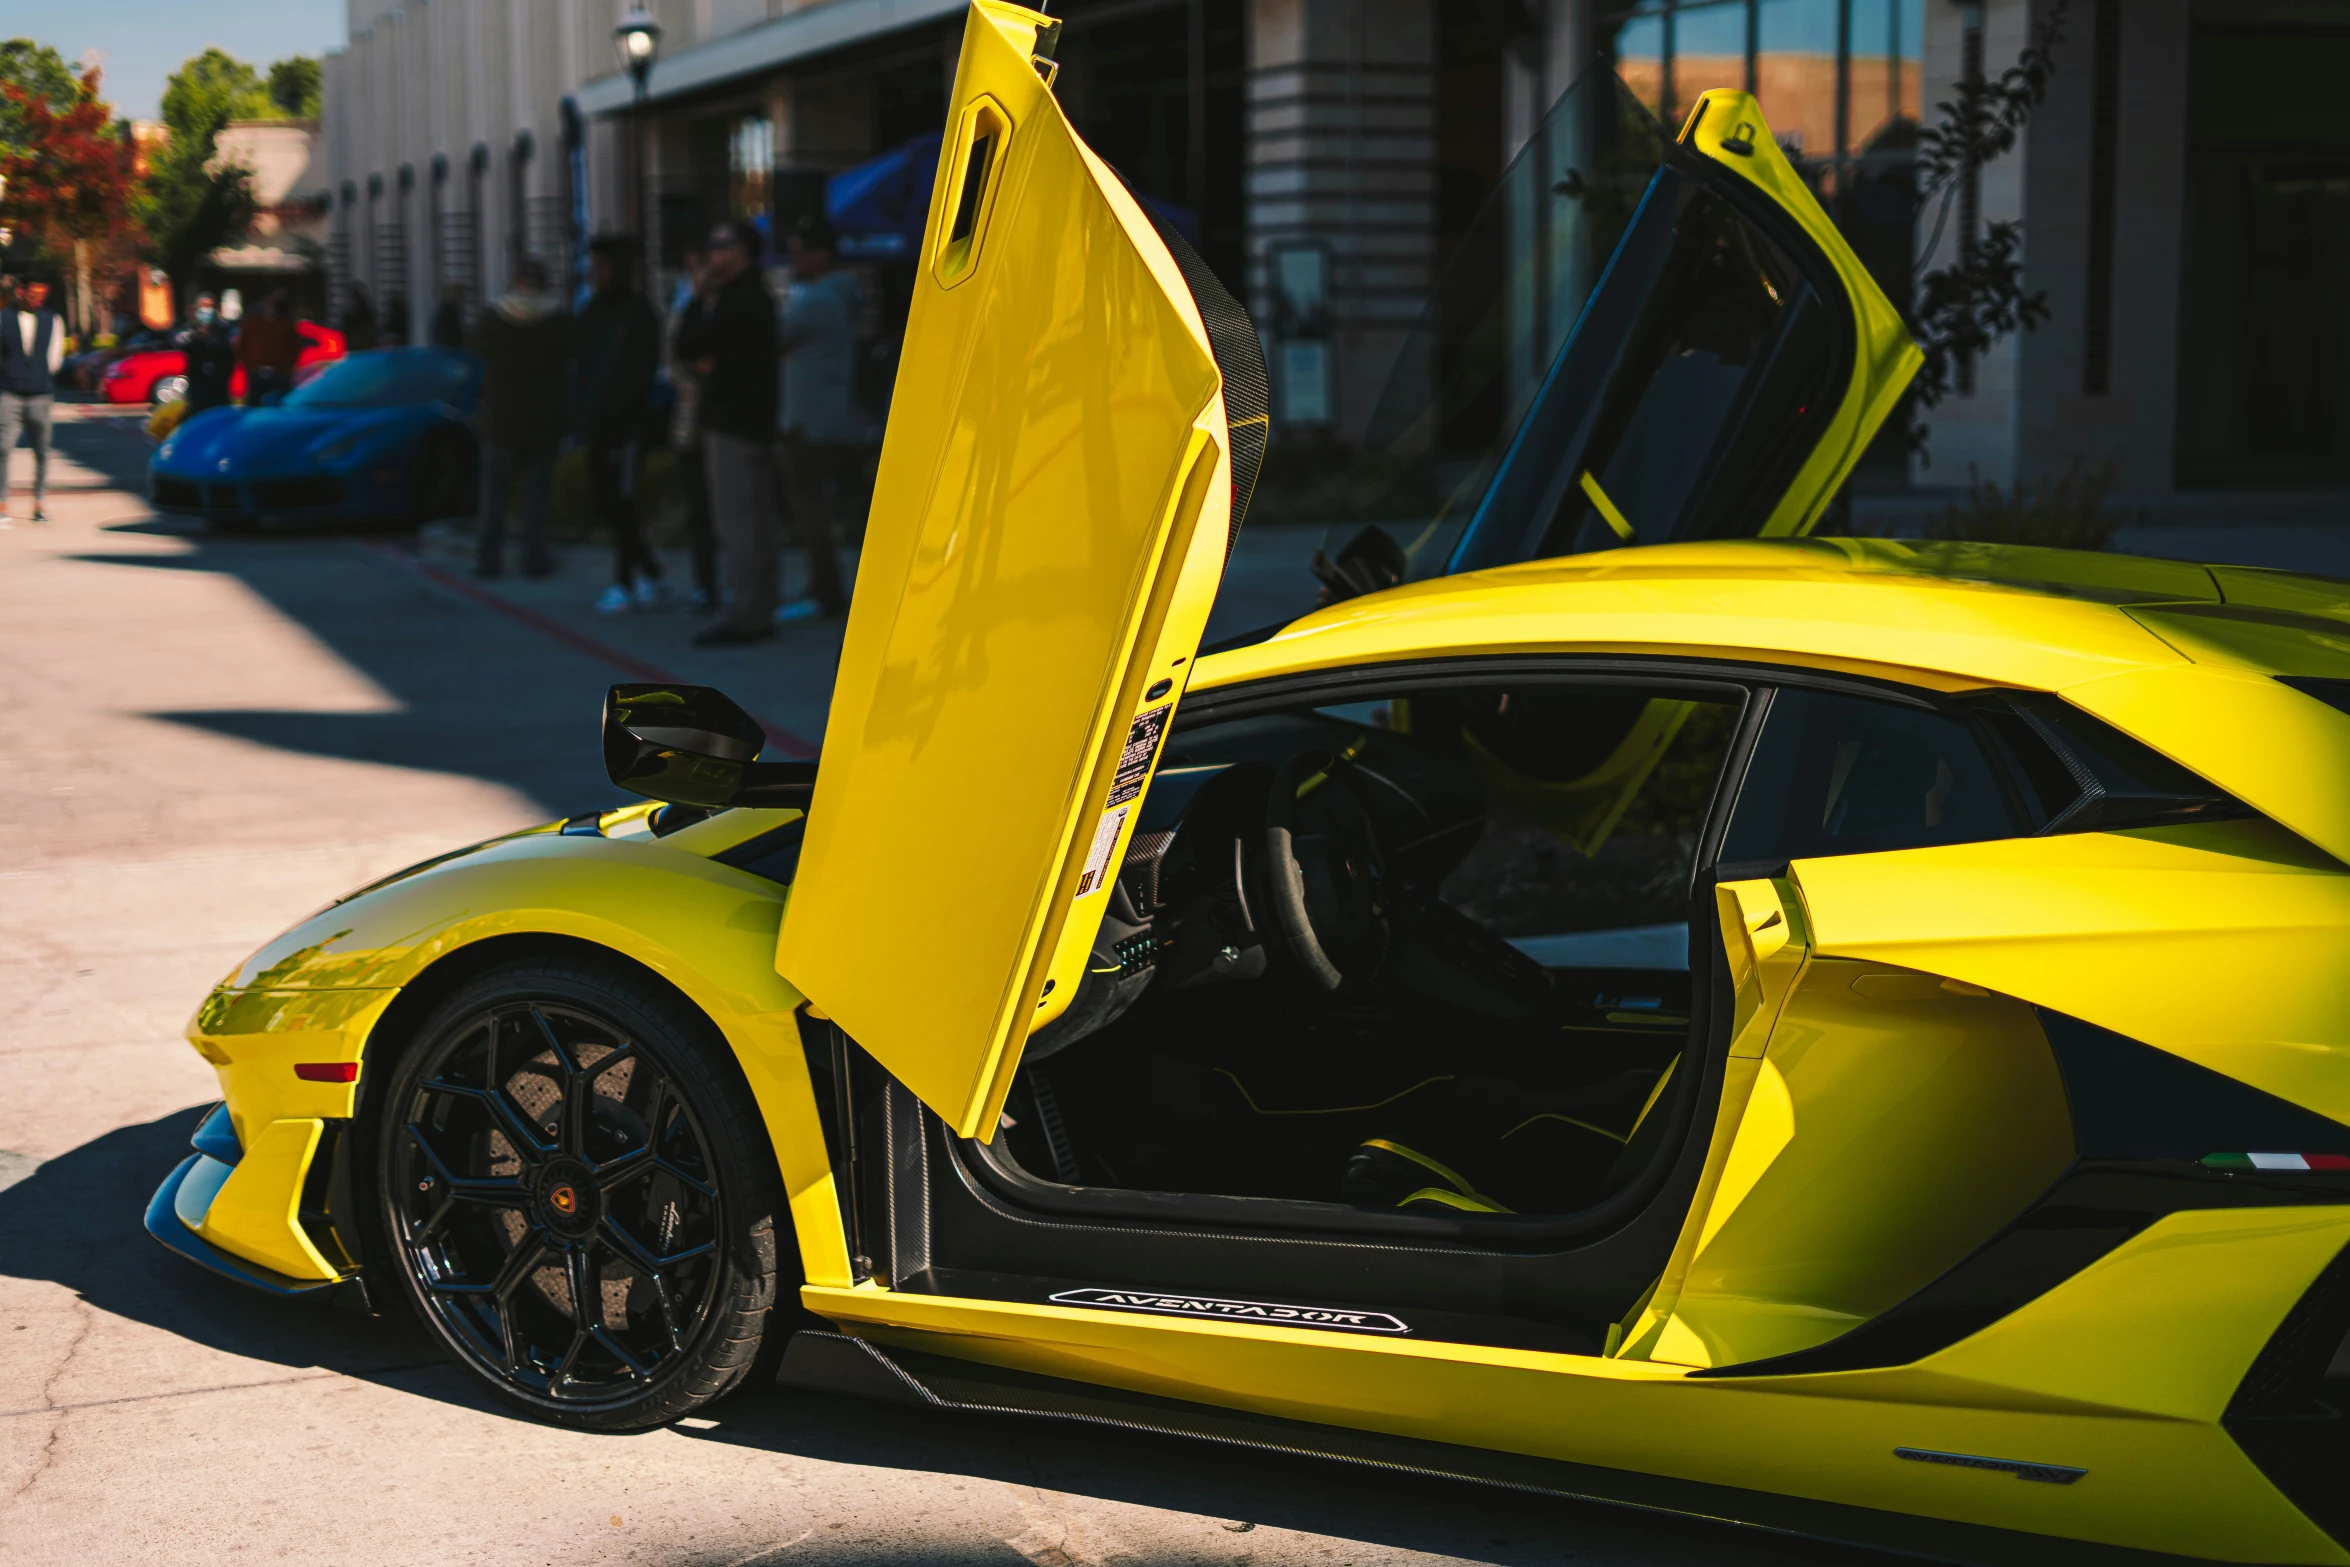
[368,957,788,1430]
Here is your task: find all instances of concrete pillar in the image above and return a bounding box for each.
[1247,0,1437,443]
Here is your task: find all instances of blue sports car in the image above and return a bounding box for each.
[150,348,482,530]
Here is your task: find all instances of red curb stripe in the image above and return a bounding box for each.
[360,540,819,756]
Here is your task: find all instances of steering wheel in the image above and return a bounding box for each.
[1263,750,1391,992]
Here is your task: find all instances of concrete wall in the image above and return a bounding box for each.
[1913,0,2193,493]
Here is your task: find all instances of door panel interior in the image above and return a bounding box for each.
[777,0,1233,1138]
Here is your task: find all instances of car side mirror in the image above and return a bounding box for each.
[602,683,817,809]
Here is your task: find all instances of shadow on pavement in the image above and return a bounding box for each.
[670,1384,1877,1566]
[47,413,1330,824]
[57,415,617,816]
[0,1109,444,1388]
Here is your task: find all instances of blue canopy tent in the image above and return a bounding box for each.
[825,131,1201,259]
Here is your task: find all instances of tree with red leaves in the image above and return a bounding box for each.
[0,65,135,343]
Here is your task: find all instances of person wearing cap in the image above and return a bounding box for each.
[181,292,238,416]
[771,214,878,623]
[0,273,63,525]
[675,219,782,646]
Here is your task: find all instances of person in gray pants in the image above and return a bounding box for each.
[0,273,63,525]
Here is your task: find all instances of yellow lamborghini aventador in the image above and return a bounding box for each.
[150,5,2350,1562]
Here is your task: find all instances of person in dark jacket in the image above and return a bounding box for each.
[675,219,781,645]
[467,257,574,578]
[181,293,237,415]
[572,236,664,614]
[428,283,466,349]
[0,272,62,525]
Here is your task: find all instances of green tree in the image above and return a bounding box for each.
[136,48,269,297]
[159,47,271,137]
[0,37,80,158]
[266,56,321,119]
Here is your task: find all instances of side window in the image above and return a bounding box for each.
[1722,687,2023,864]
[1429,687,1741,972]
[1543,188,1837,556]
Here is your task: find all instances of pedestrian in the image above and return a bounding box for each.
[675,220,781,647]
[665,245,721,614]
[0,271,63,527]
[572,235,664,615]
[343,283,379,352]
[181,292,237,416]
[383,292,412,348]
[467,257,574,579]
[772,215,879,623]
[428,283,466,349]
[238,288,301,406]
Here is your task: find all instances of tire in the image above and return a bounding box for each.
[362,956,789,1431]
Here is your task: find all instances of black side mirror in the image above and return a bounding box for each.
[602,683,817,809]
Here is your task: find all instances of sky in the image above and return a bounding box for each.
[0,0,348,122]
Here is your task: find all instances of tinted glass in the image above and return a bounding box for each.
[1723,688,2022,863]
[1430,689,1740,968]
[285,350,473,408]
[1538,185,1836,556]
[1446,167,1843,574]
[1295,68,1667,582]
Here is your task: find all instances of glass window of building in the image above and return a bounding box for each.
[1599,0,1922,483]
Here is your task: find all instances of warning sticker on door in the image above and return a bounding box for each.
[1107,704,1171,809]
[1075,804,1130,897]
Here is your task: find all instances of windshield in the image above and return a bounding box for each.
[285,350,473,408]
[1308,70,1667,588]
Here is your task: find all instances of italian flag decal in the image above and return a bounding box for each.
[2200,1151,2350,1171]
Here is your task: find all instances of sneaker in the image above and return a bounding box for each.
[29,510,45,523]
[594,584,632,616]
[773,596,831,625]
[631,576,667,610]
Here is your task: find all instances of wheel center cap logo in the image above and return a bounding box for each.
[536,1157,600,1235]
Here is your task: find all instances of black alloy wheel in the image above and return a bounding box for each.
[372,959,787,1430]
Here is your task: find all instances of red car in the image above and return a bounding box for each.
[100,320,347,405]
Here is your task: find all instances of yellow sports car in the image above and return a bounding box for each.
[151,6,2350,1562]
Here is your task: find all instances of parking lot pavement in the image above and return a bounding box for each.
[0,414,1894,1566]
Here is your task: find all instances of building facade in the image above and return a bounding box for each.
[206,119,333,317]
[321,0,2350,500]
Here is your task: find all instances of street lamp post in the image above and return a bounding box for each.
[615,7,662,256]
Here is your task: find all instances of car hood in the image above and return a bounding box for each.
[159,405,421,473]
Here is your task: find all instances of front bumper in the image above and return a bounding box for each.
[151,470,364,526]
[145,1103,351,1293]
